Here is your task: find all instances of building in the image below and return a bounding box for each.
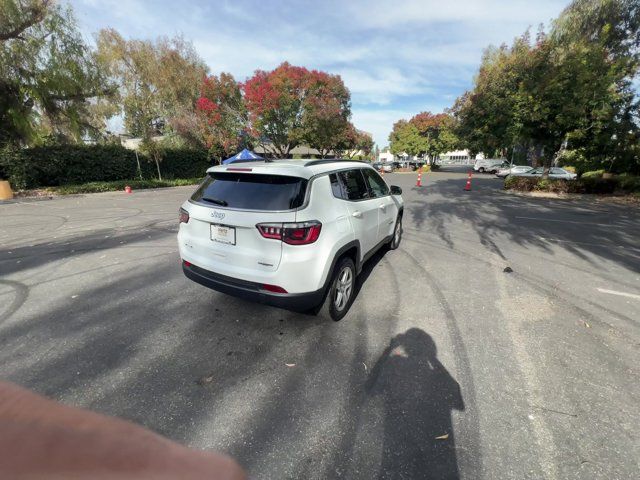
[437,150,484,165]
[378,150,395,163]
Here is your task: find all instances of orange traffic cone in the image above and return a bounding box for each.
[124,185,132,194]
[464,173,472,191]
[416,171,422,187]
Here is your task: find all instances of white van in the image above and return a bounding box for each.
[473,159,508,173]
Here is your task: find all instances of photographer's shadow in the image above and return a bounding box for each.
[366,328,464,479]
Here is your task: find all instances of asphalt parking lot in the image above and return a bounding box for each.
[1,168,639,479]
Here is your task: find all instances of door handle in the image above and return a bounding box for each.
[352,211,363,218]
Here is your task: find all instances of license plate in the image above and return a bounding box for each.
[210,224,236,245]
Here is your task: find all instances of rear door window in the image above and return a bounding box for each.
[191,173,307,211]
[362,169,390,197]
[330,169,371,201]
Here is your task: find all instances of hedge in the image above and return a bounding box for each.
[0,145,213,189]
[52,178,201,194]
[504,174,640,194]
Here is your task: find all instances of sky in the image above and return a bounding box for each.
[68,0,570,147]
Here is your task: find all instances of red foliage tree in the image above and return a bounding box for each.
[174,72,246,161]
[243,62,352,158]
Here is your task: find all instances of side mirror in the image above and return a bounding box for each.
[390,185,402,195]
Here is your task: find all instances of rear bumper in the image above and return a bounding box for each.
[182,261,325,312]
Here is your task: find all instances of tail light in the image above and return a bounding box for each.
[179,207,190,224]
[257,221,322,245]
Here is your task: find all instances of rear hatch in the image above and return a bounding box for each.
[183,171,307,273]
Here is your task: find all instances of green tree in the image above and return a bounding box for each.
[389,120,425,157]
[453,0,640,174]
[410,111,458,161]
[389,112,458,161]
[96,29,208,139]
[0,0,114,146]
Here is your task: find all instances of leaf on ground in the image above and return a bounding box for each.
[581,320,591,328]
[197,374,214,386]
[435,434,449,440]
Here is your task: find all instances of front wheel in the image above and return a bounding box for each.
[479,167,485,173]
[388,215,402,250]
[319,256,356,321]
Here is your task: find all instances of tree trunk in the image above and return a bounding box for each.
[155,157,162,181]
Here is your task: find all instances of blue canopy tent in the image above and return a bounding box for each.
[222,149,264,164]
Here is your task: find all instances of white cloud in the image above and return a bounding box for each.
[344,0,564,27]
[336,67,433,105]
[352,106,444,148]
[67,0,570,145]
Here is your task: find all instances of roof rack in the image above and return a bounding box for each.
[303,159,365,167]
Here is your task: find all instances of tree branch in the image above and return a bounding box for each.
[0,1,50,42]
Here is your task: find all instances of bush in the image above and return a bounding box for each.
[579,176,617,194]
[617,174,640,192]
[504,176,538,191]
[52,178,201,195]
[533,179,571,194]
[581,169,605,179]
[159,148,211,179]
[0,145,212,189]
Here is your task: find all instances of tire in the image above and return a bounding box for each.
[388,215,403,250]
[320,256,356,321]
[479,167,485,173]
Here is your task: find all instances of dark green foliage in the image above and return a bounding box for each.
[157,148,211,179]
[53,178,200,194]
[580,169,606,178]
[504,173,640,194]
[0,145,212,189]
[578,176,618,194]
[453,0,640,174]
[504,176,539,191]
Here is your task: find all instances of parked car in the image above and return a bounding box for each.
[512,167,577,180]
[495,165,533,178]
[473,159,507,173]
[372,162,393,172]
[178,159,404,321]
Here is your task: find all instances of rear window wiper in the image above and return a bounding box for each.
[202,196,228,206]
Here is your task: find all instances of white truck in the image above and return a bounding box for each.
[473,158,508,174]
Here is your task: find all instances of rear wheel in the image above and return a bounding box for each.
[479,167,485,173]
[320,256,356,321]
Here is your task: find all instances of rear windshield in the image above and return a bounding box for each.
[191,172,308,211]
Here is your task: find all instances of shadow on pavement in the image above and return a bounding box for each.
[366,328,464,480]
[409,176,640,274]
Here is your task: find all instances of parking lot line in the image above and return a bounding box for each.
[596,288,640,300]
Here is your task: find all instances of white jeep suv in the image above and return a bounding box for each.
[178,159,404,321]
